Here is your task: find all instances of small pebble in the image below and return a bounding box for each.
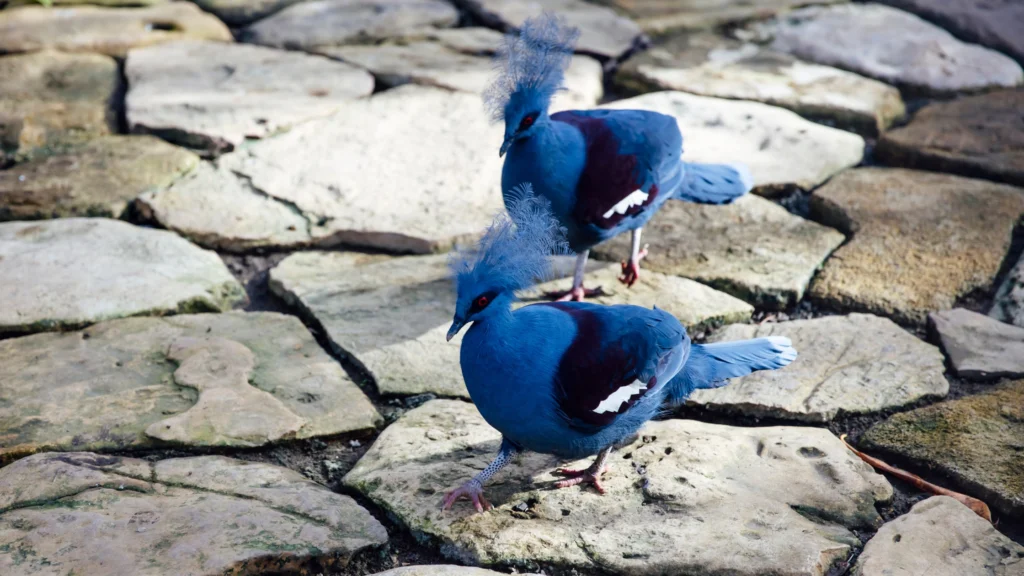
[349,439,361,447]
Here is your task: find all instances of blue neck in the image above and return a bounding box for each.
[502,119,585,222]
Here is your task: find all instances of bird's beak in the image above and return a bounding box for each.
[499,137,512,158]
[446,319,466,342]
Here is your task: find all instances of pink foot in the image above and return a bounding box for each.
[544,285,605,302]
[442,481,492,513]
[619,245,649,288]
[553,466,608,494]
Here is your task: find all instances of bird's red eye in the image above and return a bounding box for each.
[519,115,534,130]
[475,295,490,309]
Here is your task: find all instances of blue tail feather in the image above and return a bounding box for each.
[665,336,796,405]
[675,162,752,205]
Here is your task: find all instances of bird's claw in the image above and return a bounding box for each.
[618,244,649,288]
[544,286,605,302]
[442,480,492,513]
[553,466,608,494]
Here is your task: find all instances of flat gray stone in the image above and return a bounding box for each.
[616,33,905,134]
[191,0,305,27]
[455,0,643,60]
[992,252,1024,328]
[853,496,1024,576]
[876,0,1024,65]
[344,399,893,575]
[0,218,246,335]
[877,89,1024,188]
[126,40,374,157]
[593,195,846,309]
[602,91,864,196]
[691,314,947,422]
[269,253,754,398]
[809,168,1024,325]
[208,85,506,254]
[0,312,381,462]
[0,50,119,160]
[241,0,459,50]
[1,135,198,221]
[0,452,388,574]
[862,380,1024,519]
[5,0,167,5]
[929,308,1024,381]
[599,0,848,35]
[320,28,602,110]
[759,3,1023,95]
[0,3,233,57]
[373,568,524,576]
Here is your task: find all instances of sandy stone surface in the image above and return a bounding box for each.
[616,33,904,134]
[853,496,1024,576]
[863,380,1024,519]
[0,3,232,57]
[929,308,1024,381]
[992,252,1024,328]
[241,0,459,50]
[877,89,1024,187]
[320,27,603,110]
[602,91,864,196]
[0,135,198,221]
[760,3,1023,95]
[690,314,948,422]
[0,218,246,335]
[0,452,388,575]
[126,40,374,156]
[600,0,848,35]
[0,312,381,462]
[455,0,643,59]
[0,50,118,159]
[809,168,1024,324]
[345,400,893,575]
[594,195,845,309]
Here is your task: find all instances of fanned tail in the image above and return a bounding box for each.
[674,162,752,204]
[665,337,796,405]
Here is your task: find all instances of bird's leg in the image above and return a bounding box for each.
[442,439,519,513]
[544,250,604,302]
[619,228,649,287]
[553,446,612,494]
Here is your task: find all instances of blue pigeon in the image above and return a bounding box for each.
[486,14,753,301]
[442,187,795,512]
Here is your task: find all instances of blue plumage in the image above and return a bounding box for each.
[489,14,753,299]
[442,194,796,512]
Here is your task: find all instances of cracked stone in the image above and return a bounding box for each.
[862,380,1024,519]
[344,399,892,575]
[928,308,1024,381]
[269,252,754,398]
[690,314,948,422]
[599,0,848,35]
[852,496,1024,576]
[126,40,374,157]
[593,195,845,309]
[0,312,381,463]
[1,135,198,221]
[616,33,905,134]
[809,168,1024,325]
[0,218,246,335]
[756,3,1023,96]
[0,50,119,160]
[0,3,232,57]
[319,27,602,110]
[877,89,1024,188]
[241,0,459,50]
[0,452,388,575]
[992,252,1024,328]
[454,0,643,60]
[601,91,864,196]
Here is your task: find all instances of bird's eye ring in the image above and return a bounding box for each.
[474,295,490,309]
[519,115,534,130]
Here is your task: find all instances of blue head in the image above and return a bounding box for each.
[447,184,570,340]
[484,13,580,157]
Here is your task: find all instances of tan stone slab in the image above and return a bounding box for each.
[600,0,848,35]
[0,312,381,463]
[929,308,1024,381]
[0,3,232,57]
[809,168,1024,325]
[344,399,893,574]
